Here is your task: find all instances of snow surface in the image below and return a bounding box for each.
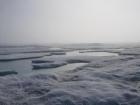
[0,44,140,105]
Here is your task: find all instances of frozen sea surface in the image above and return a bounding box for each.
[0,48,118,75]
[0,44,140,105]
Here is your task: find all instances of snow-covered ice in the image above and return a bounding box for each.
[0,44,140,105]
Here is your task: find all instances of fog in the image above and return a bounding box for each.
[0,0,140,44]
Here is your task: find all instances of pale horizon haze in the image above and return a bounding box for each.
[0,0,140,44]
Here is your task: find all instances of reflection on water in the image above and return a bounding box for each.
[42,51,118,59]
[31,63,87,75]
[66,51,118,56]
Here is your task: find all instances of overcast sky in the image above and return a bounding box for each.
[0,0,140,44]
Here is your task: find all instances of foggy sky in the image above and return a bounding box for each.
[0,0,140,44]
